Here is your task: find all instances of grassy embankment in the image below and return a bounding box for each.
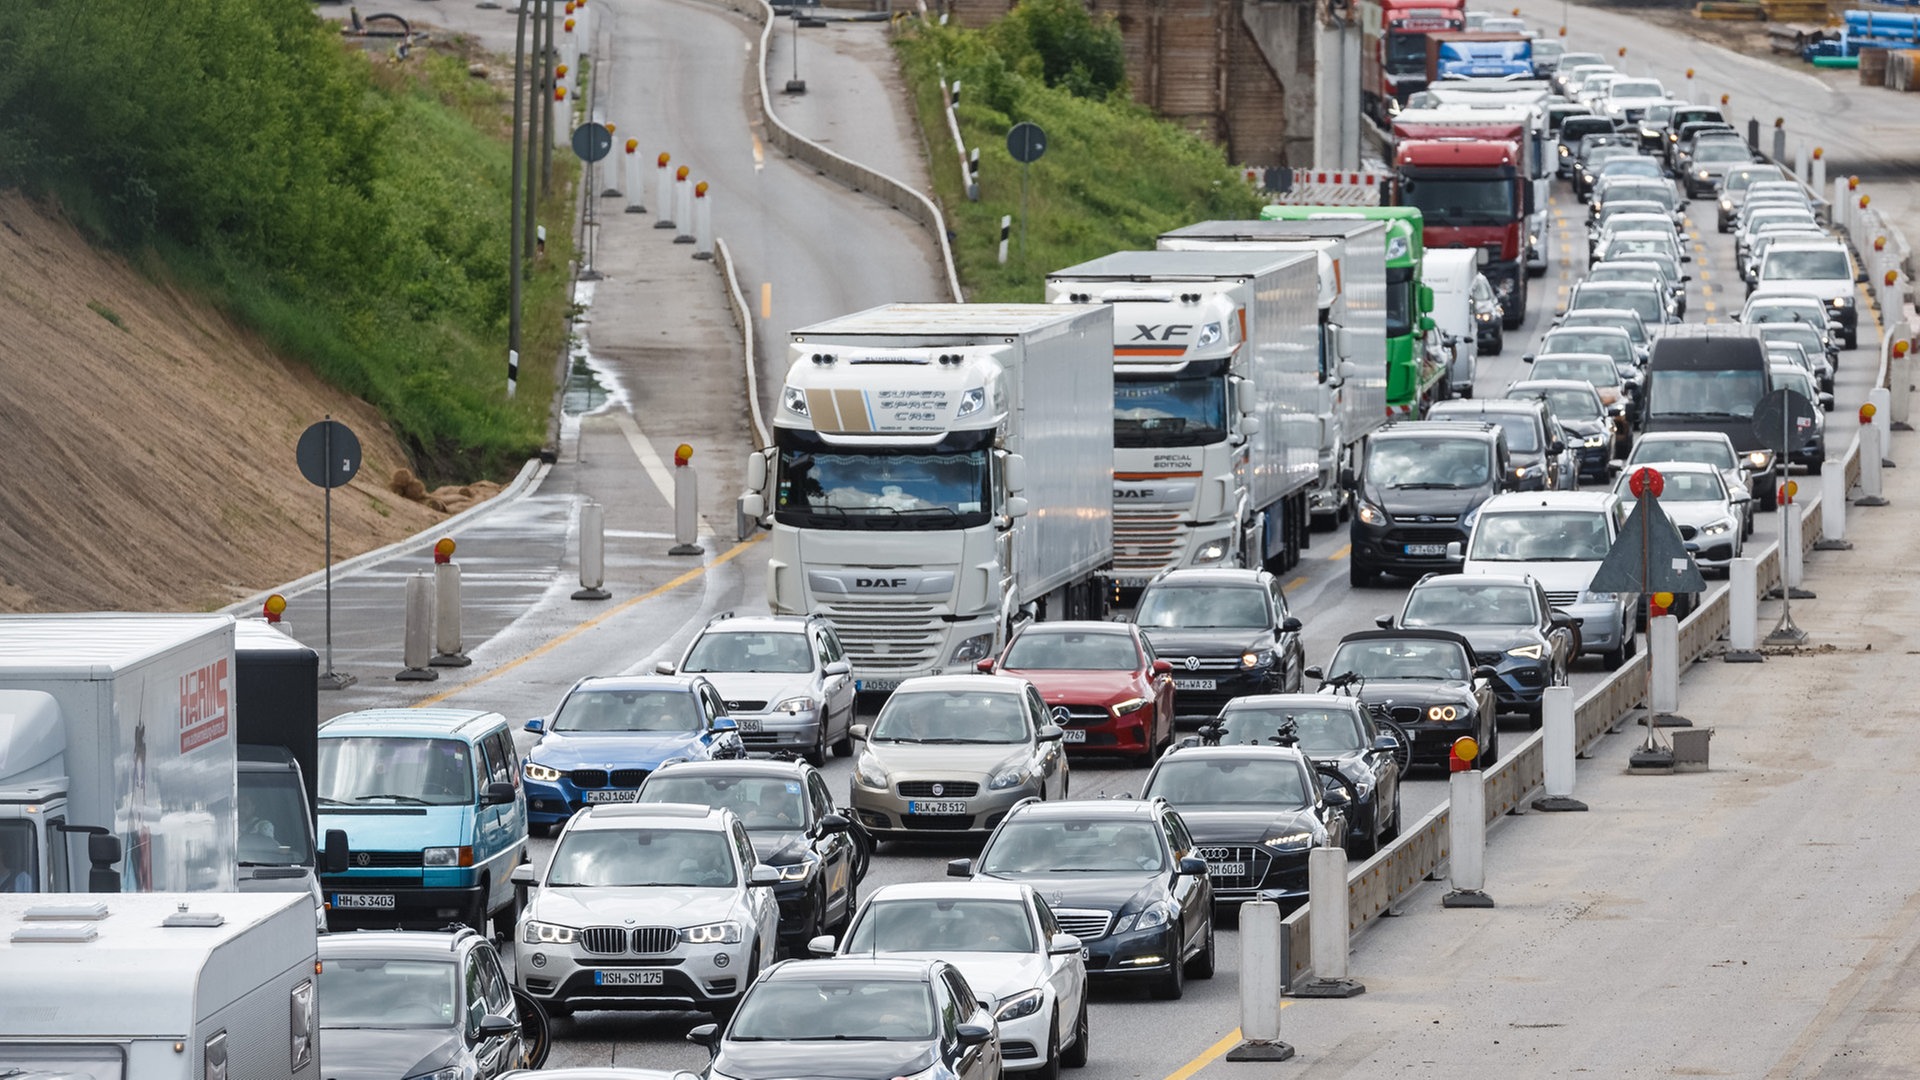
[0,3,577,481]
[894,0,1265,302]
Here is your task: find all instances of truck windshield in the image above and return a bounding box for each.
[1648,368,1767,419]
[1402,177,1516,225]
[238,771,315,866]
[1385,31,1428,74]
[318,957,457,1029]
[774,438,992,530]
[318,737,474,807]
[1387,267,1416,337]
[1113,375,1228,447]
[0,820,37,893]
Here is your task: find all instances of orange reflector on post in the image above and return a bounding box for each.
[264,593,287,623]
[658,152,671,167]
[674,444,694,467]
[1888,270,1900,287]
[1861,402,1878,424]
[434,537,456,564]
[676,165,689,181]
[1449,736,1479,772]
[626,138,638,154]
[695,181,709,197]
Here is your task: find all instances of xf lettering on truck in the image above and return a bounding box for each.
[178,658,231,753]
[1130,325,1193,342]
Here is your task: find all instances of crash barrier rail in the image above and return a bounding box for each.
[702,0,964,302]
[711,237,772,449]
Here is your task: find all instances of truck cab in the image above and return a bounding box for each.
[237,745,339,932]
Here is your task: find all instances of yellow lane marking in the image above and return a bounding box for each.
[1162,1024,1285,1080]
[760,282,773,319]
[1704,301,1716,312]
[1328,543,1352,562]
[414,536,767,708]
[1284,576,1308,593]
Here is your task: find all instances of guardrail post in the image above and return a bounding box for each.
[1533,685,1587,810]
[1858,415,1890,506]
[655,153,675,229]
[1293,846,1364,998]
[1226,901,1295,1060]
[396,572,440,681]
[1726,557,1763,662]
[1442,769,1493,908]
[1649,613,1689,726]
[1815,461,1852,550]
[573,501,612,600]
[430,540,471,668]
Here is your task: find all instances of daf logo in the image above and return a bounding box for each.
[1051,706,1073,724]
[1115,488,1157,499]
[931,783,946,797]
[355,852,370,867]
[857,577,909,589]
[1185,656,1202,671]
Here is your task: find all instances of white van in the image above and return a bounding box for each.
[1423,248,1483,397]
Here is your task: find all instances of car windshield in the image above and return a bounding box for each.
[317,958,457,1030]
[1533,359,1618,386]
[1541,331,1632,365]
[682,631,813,675]
[638,774,808,830]
[552,689,701,733]
[1643,103,1676,123]
[1513,386,1602,421]
[731,979,937,1042]
[1146,758,1310,810]
[1114,375,1229,447]
[318,737,473,806]
[1363,437,1492,489]
[1586,265,1663,287]
[1326,639,1471,681]
[1384,30,1428,73]
[980,819,1166,874]
[870,690,1029,744]
[1692,140,1752,163]
[1648,368,1767,419]
[1469,510,1611,560]
[844,898,1037,955]
[1759,325,1824,353]
[238,771,316,866]
[1762,249,1850,281]
[1561,118,1614,142]
[1212,707,1367,754]
[1135,586,1270,629]
[1614,470,1724,502]
[1771,370,1818,401]
[545,827,737,888]
[1610,80,1663,98]
[1003,630,1139,671]
[1403,583,1539,627]
[1562,312,1647,345]
[1600,159,1661,179]
[1631,439,1737,470]
[1574,286,1662,323]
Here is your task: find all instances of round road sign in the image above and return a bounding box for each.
[571,122,614,164]
[296,419,362,490]
[1751,389,1818,457]
[1628,466,1664,499]
[1006,121,1048,164]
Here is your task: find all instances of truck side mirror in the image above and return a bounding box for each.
[324,829,351,874]
[1339,467,1356,490]
[1333,325,1354,360]
[1240,415,1263,436]
[1418,282,1436,311]
[1420,315,1438,334]
[740,492,766,521]
[87,833,122,894]
[1003,453,1027,495]
[1005,496,1030,520]
[746,449,768,492]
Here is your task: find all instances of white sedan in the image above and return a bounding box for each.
[1612,461,1743,573]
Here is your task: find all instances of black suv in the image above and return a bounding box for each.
[317,927,546,1080]
[637,758,865,950]
[1140,745,1343,910]
[1131,568,1305,721]
[951,798,1215,1000]
[1344,421,1514,588]
[1426,398,1572,492]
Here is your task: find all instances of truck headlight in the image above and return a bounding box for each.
[1192,538,1230,564]
[995,988,1047,1022]
[949,632,994,666]
[988,762,1034,790]
[955,386,987,418]
[523,920,577,945]
[683,920,745,944]
[422,846,470,868]
[1195,322,1223,347]
[783,386,810,417]
[772,696,817,715]
[525,761,563,782]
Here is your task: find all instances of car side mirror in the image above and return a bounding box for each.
[1550,439,1567,454]
[1681,253,1692,263]
[976,658,996,674]
[1003,453,1028,495]
[1177,855,1209,876]
[482,781,516,807]
[476,1015,518,1039]
[654,661,677,675]
[1522,354,1536,363]
[510,863,537,887]
[687,1023,721,1049]
[1049,932,1084,956]
[1856,271,1870,284]
[850,723,869,743]
[1446,540,1464,560]
[958,1022,995,1047]
[947,858,974,878]
[1681,274,1692,283]
[1037,724,1066,742]
[1375,614,1395,629]
[740,492,766,522]
[1473,664,1499,681]
[1339,467,1357,490]
[1303,665,1325,682]
[711,716,739,733]
[816,812,851,835]
[1152,659,1173,675]
[1281,616,1303,633]
[1828,319,1844,333]
[749,865,780,888]
[824,659,852,676]
[324,829,350,874]
[807,934,837,957]
[1372,732,1401,754]
[524,717,545,734]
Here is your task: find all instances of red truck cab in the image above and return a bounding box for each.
[1361,0,1468,123]
[1390,122,1532,328]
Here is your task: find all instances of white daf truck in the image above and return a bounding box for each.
[741,304,1114,696]
[1045,248,1323,584]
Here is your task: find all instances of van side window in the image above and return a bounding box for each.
[482,732,514,788]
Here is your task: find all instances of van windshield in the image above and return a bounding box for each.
[1366,437,1493,489]
[319,737,474,807]
[1649,368,1767,419]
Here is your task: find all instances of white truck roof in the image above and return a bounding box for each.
[0,892,310,1037]
[792,303,1097,339]
[0,614,234,677]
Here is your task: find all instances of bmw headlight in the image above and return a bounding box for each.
[955,386,987,418]
[683,920,745,945]
[1240,649,1273,669]
[1581,590,1619,604]
[1701,518,1735,536]
[1427,704,1461,722]
[950,632,995,667]
[1195,322,1224,347]
[1112,697,1150,716]
[994,988,1047,1022]
[403,1069,462,1080]
[1507,643,1545,660]
[1357,501,1387,526]
[1262,831,1314,850]
[524,761,563,783]
[1193,538,1230,564]
[782,386,810,417]
[522,920,577,945]
[772,696,817,715]
[854,752,890,789]
[776,861,817,882]
[988,762,1035,791]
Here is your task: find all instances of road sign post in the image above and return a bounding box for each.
[571,121,613,281]
[296,418,363,690]
[1005,122,1047,266]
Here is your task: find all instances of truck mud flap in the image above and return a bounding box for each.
[514,988,552,1068]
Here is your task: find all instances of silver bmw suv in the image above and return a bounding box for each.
[658,613,856,765]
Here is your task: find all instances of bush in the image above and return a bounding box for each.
[990,0,1128,100]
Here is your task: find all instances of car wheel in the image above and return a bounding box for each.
[831,708,855,757]
[1601,642,1627,670]
[806,722,828,768]
[1150,946,1186,1000]
[1034,1013,1063,1080]
[1061,992,1090,1068]
[1349,559,1372,589]
[1185,917,1216,979]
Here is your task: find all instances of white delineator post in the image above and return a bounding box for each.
[673,166,695,244]
[998,215,1012,265]
[655,153,675,229]
[552,85,569,150]
[1869,388,1895,464]
[430,540,471,668]
[1727,557,1764,662]
[573,501,611,600]
[600,122,622,197]
[1816,460,1851,549]
[1649,613,1680,719]
[670,444,704,556]
[1291,846,1364,998]
[1890,340,1913,431]
[692,181,713,260]
[1858,406,1890,506]
[624,140,644,213]
[1783,498,1808,593]
[1225,901,1295,1061]
[1533,685,1588,810]
[1442,765,1493,908]
[396,572,439,681]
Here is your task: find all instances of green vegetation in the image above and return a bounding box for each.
[87,301,126,331]
[0,3,573,480]
[896,2,1263,302]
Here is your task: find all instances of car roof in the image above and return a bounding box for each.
[648,759,813,781]
[572,674,705,693]
[765,956,945,982]
[863,880,1034,904]
[319,928,483,960]
[320,709,505,738]
[1626,460,1720,476]
[1374,420,1501,440]
[891,674,1031,695]
[572,802,733,830]
[1532,353,1619,367]
[1764,239,1847,253]
[1143,568,1271,587]
[1544,324,1631,337]
[1428,399,1545,419]
[699,613,817,635]
[1480,490,1619,511]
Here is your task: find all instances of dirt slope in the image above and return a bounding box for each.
[0,192,450,613]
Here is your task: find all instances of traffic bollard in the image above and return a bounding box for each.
[692,182,713,260]
[573,501,612,600]
[1649,613,1686,725]
[673,167,694,244]
[1224,901,1294,1061]
[671,444,704,556]
[430,539,472,667]
[1783,499,1812,597]
[967,146,981,202]
[1858,416,1889,506]
[600,121,622,197]
[1442,767,1493,907]
[552,86,569,150]
[396,572,440,681]
[1292,846,1364,997]
[1811,152,1825,201]
[1869,387,1895,466]
[1533,685,1588,810]
[624,140,644,213]
[1727,557,1763,662]
[1815,460,1852,549]
[1890,340,1913,431]
[654,153,675,229]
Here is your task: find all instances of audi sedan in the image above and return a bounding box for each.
[1389,573,1577,720]
[1141,745,1343,910]
[986,621,1175,764]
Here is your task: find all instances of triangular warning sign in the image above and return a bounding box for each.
[1588,495,1709,595]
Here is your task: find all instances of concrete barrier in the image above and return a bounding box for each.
[712,237,771,449]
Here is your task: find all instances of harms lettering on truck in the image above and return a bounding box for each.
[179,657,231,753]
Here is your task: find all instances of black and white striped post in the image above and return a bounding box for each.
[967,147,981,202]
[507,347,519,399]
[997,215,1011,265]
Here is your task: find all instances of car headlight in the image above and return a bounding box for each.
[422,846,467,868]
[683,920,745,945]
[995,988,1047,1022]
[1581,590,1619,604]
[854,753,890,789]
[1700,518,1735,536]
[1427,704,1461,722]
[1719,198,1733,212]
[524,761,563,783]
[1112,697,1151,716]
[1357,501,1387,526]
[1829,295,1852,309]
[1559,145,1571,158]
[1745,449,1775,470]
[772,696,817,715]
[782,385,810,417]
[1262,831,1314,850]
[1195,322,1224,347]
[988,762,1035,791]
[1515,463,1545,479]
[403,1069,462,1080]
[1192,538,1230,564]
[1507,643,1545,660]
[1696,168,1710,179]
[776,861,817,882]
[949,632,995,666]
[1583,433,1607,447]
[1240,649,1273,669]
[522,920,577,945]
[1116,900,1175,934]
[955,386,987,418]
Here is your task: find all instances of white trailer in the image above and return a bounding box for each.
[0,615,238,895]
[0,892,319,1079]
[742,304,1114,693]
[1045,249,1322,581]
[1156,219,1392,530]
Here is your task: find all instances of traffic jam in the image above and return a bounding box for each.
[0,6,1863,1079]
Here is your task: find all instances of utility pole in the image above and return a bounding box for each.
[540,0,557,192]
[524,0,544,266]
[508,0,529,371]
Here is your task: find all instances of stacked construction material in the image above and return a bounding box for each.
[1696,1,1766,19]
[1843,8,1920,51]
[1763,0,1831,21]
[1887,48,1920,89]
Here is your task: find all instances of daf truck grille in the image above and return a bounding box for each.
[817,599,945,672]
[1112,511,1185,574]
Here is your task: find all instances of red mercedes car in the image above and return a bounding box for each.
[982,621,1175,763]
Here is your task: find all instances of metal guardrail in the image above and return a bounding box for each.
[711,237,772,449]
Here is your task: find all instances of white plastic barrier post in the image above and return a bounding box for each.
[396,572,439,681]
[1891,342,1913,431]
[1442,769,1493,907]
[1816,460,1851,549]
[552,86,569,150]
[600,122,622,197]
[692,181,713,260]
[1649,613,1680,718]
[1811,153,1826,201]
[624,140,644,213]
[1533,685,1587,810]
[1783,500,1807,592]
[1225,901,1294,1061]
[1859,417,1889,506]
[671,448,704,556]
[1869,388,1894,465]
[573,501,611,600]
[673,166,694,244]
[654,153,675,229]
[1292,847,1364,997]
[1727,557,1763,662]
[430,548,471,668]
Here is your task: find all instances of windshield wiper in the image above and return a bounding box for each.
[317,797,355,807]
[1654,411,1743,420]
[1387,482,1467,490]
[355,794,432,805]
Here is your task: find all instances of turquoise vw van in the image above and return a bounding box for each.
[317,709,528,934]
